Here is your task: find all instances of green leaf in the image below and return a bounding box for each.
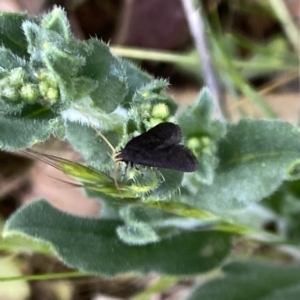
[264,180,300,243]
[79,39,127,113]
[117,206,171,245]
[187,260,300,300]
[117,205,205,246]
[65,121,119,170]
[196,120,300,213]
[40,6,70,41]
[0,12,28,57]
[18,103,56,119]
[22,19,87,104]
[0,116,56,150]
[178,88,226,184]
[0,48,27,70]
[120,59,152,107]
[0,99,24,114]
[151,169,183,199]
[179,88,223,138]
[116,222,160,245]
[3,200,231,276]
[41,39,87,101]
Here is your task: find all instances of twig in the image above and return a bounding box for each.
[180,0,226,121]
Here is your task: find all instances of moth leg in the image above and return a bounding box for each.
[156,169,165,183]
[121,161,139,177]
[132,165,146,178]
[122,161,129,176]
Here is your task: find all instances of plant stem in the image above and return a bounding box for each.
[180,0,226,121]
[142,199,288,245]
[0,271,86,282]
[268,0,300,52]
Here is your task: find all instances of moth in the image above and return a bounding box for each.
[115,122,198,172]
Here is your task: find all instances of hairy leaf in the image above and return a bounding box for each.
[0,116,56,150]
[187,260,300,300]
[78,39,127,113]
[178,88,226,184]
[196,120,300,213]
[3,200,231,276]
[65,121,118,170]
[0,12,28,56]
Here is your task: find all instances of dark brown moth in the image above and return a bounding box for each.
[115,122,198,172]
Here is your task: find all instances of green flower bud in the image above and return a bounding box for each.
[38,70,57,88]
[201,137,211,147]
[39,81,49,97]
[20,84,39,103]
[188,137,201,152]
[46,87,59,103]
[151,103,169,119]
[200,137,214,155]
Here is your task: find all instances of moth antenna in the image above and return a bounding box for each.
[76,110,124,190]
[88,122,116,154]
[92,125,124,191]
[76,109,116,154]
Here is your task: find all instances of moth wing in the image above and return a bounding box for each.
[125,122,182,150]
[122,144,198,172]
[155,144,198,172]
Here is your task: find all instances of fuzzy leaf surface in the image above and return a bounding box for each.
[120,59,152,108]
[196,120,300,213]
[0,116,55,150]
[187,260,300,300]
[3,200,231,276]
[65,121,119,169]
[178,88,226,184]
[0,48,26,70]
[0,12,28,56]
[78,39,127,113]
